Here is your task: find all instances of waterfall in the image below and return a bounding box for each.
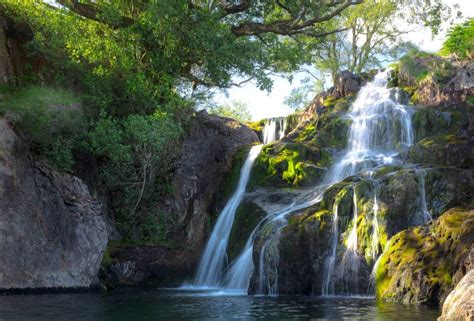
[321,70,415,296]
[219,70,417,296]
[193,144,263,287]
[346,190,358,254]
[325,70,414,184]
[262,117,288,144]
[321,200,340,296]
[417,169,432,223]
[224,187,325,294]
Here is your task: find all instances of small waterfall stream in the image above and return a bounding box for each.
[321,199,340,295]
[193,144,263,287]
[417,169,432,223]
[263,117,288,144]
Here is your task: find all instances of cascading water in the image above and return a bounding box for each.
[222,187,325,293]
[371,191,380,261]
[318,70,414,296]
[417,169,432,223]
[262,117,288,144]
[325,70,414,184]
[193,144,263,287]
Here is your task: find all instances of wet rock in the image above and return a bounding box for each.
[0,119,108,290]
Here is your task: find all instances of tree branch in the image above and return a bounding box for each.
[56,0,134,29]
[231,0,361,37]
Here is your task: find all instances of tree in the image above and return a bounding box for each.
[209,100,251,123]
[310,0,456,82]
[440,18,474,60]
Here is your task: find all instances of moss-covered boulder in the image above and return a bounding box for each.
[375,208,474,305]
[249,142,331,188]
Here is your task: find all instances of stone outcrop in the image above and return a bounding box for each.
[438,269,474,321]
[166,110,259,250]
[0,119,108,290]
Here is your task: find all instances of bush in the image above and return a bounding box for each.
[0,86,85,171]
[440,18,474,59]
[88,112,183,242]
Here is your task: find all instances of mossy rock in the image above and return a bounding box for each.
[247,120,265,141]
[409,136,472,167]
[375,208,474,305]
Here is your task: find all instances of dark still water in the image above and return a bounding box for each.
[0,288,440,321]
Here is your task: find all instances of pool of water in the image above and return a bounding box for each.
[0,288,440,321]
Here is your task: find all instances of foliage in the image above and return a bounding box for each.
[0,86,85,171]
[88,112,182,241]
[209,100,251,123]
[284,77,322,111]
[440,18,474,59]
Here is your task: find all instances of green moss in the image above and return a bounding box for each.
[467,95,474,106]
[101,248,113,269]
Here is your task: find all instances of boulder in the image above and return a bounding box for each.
[0,119,108,290]
[438,269,474,321]
[375,208,474,305]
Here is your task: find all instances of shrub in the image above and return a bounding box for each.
[0,86,85,171]
[88,112,183,242]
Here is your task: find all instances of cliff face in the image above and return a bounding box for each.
[0,119,108,290]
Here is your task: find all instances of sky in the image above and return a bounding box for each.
[214,0,473,121]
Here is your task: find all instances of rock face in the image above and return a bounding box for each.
[438,269,474,321]
[0,119,108,290]
[166,110,259,250]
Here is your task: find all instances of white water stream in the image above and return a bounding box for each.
[193,144,263,287]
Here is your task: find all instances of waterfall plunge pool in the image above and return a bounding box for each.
[0,288,440,320]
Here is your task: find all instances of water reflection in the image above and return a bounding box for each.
[0,289,440,321]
